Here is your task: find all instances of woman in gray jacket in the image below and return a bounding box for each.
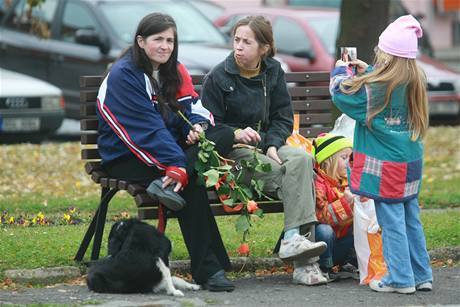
[201,15,327,286]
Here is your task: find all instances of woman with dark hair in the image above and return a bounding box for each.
[96,13,235,292]
[201,15,328,286]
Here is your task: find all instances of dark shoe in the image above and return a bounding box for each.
[201,270,235,292]
[328,263,360,281]
[146,178,186,211]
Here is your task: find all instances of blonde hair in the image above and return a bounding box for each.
[340,48,429,140]
[319,153,343,182]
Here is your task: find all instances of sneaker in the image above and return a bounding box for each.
[319,267,335,282]
[416,282,432,291]
[329,263,360,281]
[369,280,416,294]
[293,262,328,286]
[278,233,327,262]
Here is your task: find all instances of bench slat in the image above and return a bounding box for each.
[137,202,284,220]
[291,99,332,111]
[80,90,97,103]
[288,86,330,97]
[81,104,97,117]
[80,72,330,89]
[299,126,332,137]
[82,148,100,160]
[284,71,329,83]
[80,76,103,87]
[81,133,98,145]
[128,184,148,196]
[299,113,332,125]
[85,161,102,174]
[81,119,98,131]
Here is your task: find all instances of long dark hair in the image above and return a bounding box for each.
[130,13,182,117]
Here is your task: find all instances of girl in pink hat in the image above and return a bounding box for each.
[329,15,433,294]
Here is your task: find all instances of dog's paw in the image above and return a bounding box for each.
[169,289,184,297]
[189,284,201,291]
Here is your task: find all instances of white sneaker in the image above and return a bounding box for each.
[278,233,327,261]
[293,262,328,286]
[369,280,416,294]
[416,282,432,291]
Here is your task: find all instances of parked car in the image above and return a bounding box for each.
[188,0,225,21]
[0,0,232,119]
[0,68,65,143]
[214,7,460,120]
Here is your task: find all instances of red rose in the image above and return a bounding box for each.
[246,200,259,214]
[238,243,250,256]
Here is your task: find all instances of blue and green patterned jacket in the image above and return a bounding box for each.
[330,66,424,203]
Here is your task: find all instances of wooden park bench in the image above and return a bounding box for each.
[74,71,333,262]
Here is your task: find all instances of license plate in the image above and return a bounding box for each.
[429,102,460,115]
[0,117,40,132]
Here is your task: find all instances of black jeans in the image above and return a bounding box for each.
[104,125,234,283]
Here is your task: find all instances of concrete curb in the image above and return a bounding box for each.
[4,247,459,285]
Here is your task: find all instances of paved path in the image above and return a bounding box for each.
[1,267,459,306]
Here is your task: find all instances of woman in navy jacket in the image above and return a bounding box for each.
[97,13,235,292]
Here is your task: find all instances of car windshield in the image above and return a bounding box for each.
[307,16,339,55]
[99,1,226,45]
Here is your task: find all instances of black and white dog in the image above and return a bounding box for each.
[86,218,200,296]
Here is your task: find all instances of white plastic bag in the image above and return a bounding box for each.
[330,113,356,142]
[353,197,387,285]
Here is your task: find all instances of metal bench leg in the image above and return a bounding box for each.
[74,187,118,262]
[90,187,117,260]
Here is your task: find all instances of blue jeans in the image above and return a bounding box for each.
[315,224,355,269]
[374,198,433,288]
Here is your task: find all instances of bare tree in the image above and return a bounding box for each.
[336,0,389,63]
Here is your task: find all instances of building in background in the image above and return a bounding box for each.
[403,0,460,70]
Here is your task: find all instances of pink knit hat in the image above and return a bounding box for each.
[378,15,423,59]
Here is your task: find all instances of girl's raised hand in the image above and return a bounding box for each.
[335,59,348,67]
[349,59,369,74]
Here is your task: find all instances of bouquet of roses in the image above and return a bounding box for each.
[179,112,271,255]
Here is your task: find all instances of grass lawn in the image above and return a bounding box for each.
[0,126,459,276]
[1,210,458,275]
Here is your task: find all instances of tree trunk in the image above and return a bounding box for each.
[336,0,389,64]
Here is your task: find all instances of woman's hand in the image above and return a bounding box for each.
[266,146,282,164]
[234,127,261,145]
[162,167,187,192]
[349,59,369,74]
[186,124,203,145]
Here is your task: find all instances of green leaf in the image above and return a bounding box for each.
[254,208,264,218]
[240,159,252,169]
[235,214,250,233]
[233,188,246,203]
[203,169,219,187]
[209,153,220,167]
[217,184,231,195]
[241,186,253,199]
[216,164,232,171]
[223,198,234,206]
[260,162,272,172]
[198,151,208,163]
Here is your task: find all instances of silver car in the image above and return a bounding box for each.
[0,68,65,143]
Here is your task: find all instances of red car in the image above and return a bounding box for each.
[214,7,460,120]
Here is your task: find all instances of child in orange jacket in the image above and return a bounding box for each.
[313,133,357,281]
